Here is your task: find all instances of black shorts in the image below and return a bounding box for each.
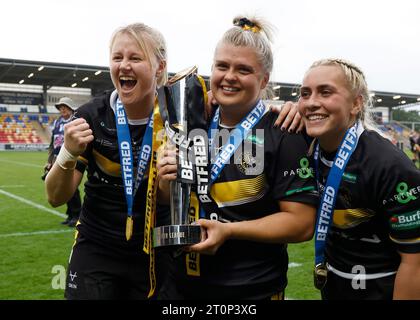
[65,233,174,300]
[321,271,395,300]
[158,256,286,300]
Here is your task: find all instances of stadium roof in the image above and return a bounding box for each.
[0,58,112,96]
[272,84,420,110]
[1,58,419,109]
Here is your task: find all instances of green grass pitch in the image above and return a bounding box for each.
[0,151,320,299]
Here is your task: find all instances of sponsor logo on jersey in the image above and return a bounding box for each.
[298,157,314,179]
[283,157,314,179]
[245,134,264,145]
[100,121,117,132]
[390,210,420,230]
[68,271,78,289]
[235,132,265,175]
[395,182,418,204]
[285,186,316,196]
[342,172,357,183]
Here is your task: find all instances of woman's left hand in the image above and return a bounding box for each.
[185,219,231,255]
[156,142,178,182]
[205,90,218,120]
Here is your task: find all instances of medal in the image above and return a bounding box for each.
[114,96,154,242]
[314,263,328,290]
[313,122,364,291]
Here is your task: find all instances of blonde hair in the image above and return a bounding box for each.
[110,23,168,86]
[215,16,275,76]
[308,58,380,134]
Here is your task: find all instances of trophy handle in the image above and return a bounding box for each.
[167,66,198,85]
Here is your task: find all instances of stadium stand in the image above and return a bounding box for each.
[372,122,414,153]
[0,112,56,144]
[0,58,419,152]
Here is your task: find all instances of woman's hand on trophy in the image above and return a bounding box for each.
[271,101,304,133]
[157,142,178,182]
[156,142,178,204]
[63,118,94,156]
[185,219,232,255]
[205,90,218,120]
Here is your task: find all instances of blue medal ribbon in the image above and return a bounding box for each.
[200,100,266,218]
[208,100,266,183]
[115,97,154,227]
[314,121,364,266]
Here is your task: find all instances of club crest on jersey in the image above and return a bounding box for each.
[236,151,259,175]
[235,133,264,175]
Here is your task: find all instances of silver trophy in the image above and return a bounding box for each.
[153,66,208,247]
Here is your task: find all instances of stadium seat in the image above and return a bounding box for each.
[0,112,56,144]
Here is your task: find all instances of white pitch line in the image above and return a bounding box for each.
[0,159,43,168]
[0,229,74,238]
[285,263,302,300]
[0,188,66,218]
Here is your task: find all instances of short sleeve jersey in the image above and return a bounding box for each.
[74,91,169,255]
[317,130,420,274]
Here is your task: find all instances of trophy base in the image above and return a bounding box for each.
[153,224,202,247]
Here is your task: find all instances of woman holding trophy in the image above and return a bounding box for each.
[157,15,318,299]
[45,23,174,299]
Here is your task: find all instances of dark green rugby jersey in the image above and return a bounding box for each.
[317,130,420,275]
[74,91,170,255]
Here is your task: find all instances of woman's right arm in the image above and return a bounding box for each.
[46,165,83,207]
[271,101,304,132]
[45,118,93,206]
